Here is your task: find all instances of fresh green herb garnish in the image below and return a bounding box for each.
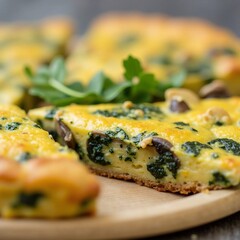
[26,55,185,106]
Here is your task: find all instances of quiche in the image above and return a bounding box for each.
[67,13,240,95]
[0,18,73,106]
[0,104,99,218]
[28,89,240,194]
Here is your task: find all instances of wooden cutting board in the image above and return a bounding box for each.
[0,176,240,240]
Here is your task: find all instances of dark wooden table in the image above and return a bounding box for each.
[1,0,240,239]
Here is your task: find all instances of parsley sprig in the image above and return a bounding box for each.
[25,55,185,106]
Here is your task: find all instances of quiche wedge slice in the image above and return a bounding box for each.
[0,105,99,218]
[0,17,73,106]
[67,13,240,95]
[28,93,240,194]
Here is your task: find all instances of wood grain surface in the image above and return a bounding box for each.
[0,177,239,240]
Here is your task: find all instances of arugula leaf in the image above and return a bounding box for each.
[26,55,186,106]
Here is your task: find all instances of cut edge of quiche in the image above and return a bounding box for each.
[28,90,240,195]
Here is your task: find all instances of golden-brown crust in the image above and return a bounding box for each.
[90,167,224,195]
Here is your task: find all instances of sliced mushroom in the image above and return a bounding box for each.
[152,137,173,154]
[199,80,231,98]
[169,98,190,113]
[55,119,76,149]
[165,88,200,105]
[150,137,180,178]
[152,137,180,168]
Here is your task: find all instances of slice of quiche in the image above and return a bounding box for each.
[0,18,73,107]
[28,89,240,194]
[67,13,240,95]
[0,105,99,218]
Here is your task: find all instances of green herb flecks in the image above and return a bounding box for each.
[174,122,198,133]
[105,127,129,140]
[12,192,44,208]
[33,123,42,129]
[208,138,240,156]
[209,172,230,186]
[93,103,164,120]
[174,122,190,127]
[5,122,21,131]
[75,144,85,160]
[147,151,179,179]
[44,108,58,120]
[211,153,219,159]
[17,152,32,163]
[132,131,158,146]
[87,133,112,166]
[181,141,212,157]
[126,145,136,156]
